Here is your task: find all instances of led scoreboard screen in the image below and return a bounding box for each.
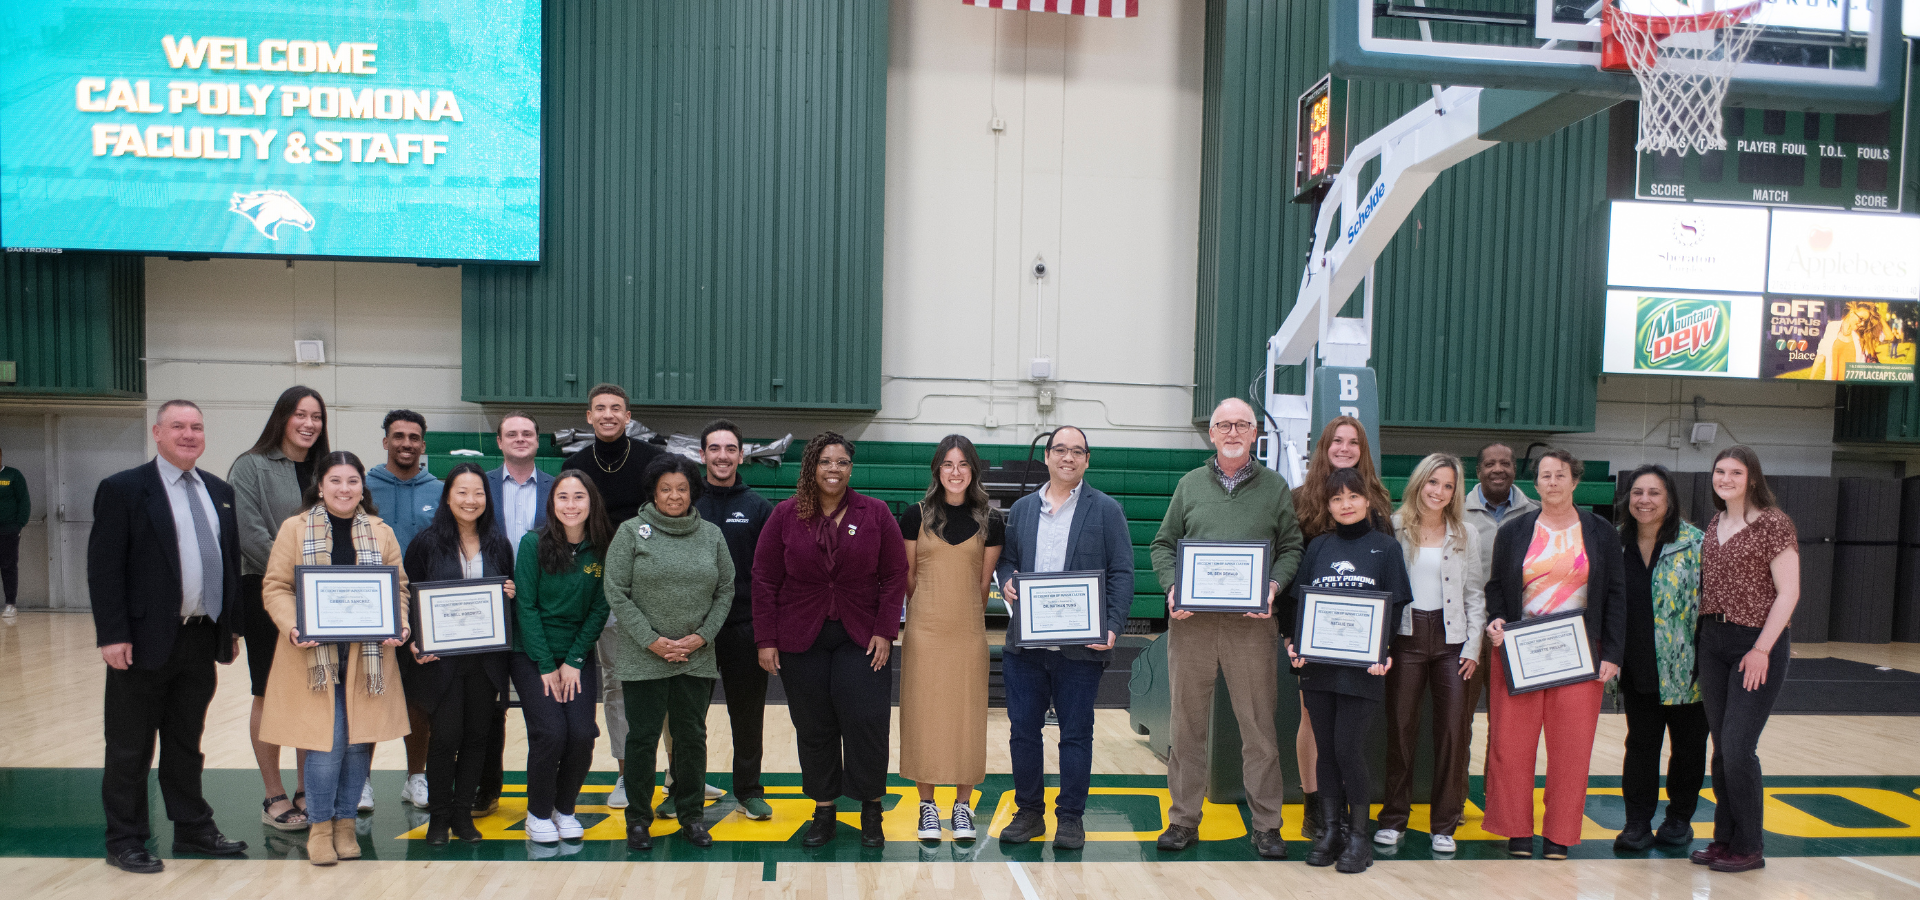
[1294,75,1346,203]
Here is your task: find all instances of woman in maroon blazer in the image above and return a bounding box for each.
[753,432,909,850]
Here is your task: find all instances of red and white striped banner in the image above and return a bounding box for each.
[962,0,1140,18]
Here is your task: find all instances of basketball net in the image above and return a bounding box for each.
[1601,0,1765,156]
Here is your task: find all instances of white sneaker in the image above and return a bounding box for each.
[2,604,15,619]
[607,777,629,809]
[950,802,977,840]
[703,783,726,801]
[555,813,585,840]
[525,814,559,844]
[358,782,375,812]
[1432,834,1457,854]
[917,802,941,839]
[402,773,429,807]
[1373,827,1402,846]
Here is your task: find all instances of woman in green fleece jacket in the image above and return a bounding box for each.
[510,471,612,844]
[604,455,735,851]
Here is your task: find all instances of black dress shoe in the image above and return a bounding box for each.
[682,821,714,848]
[1053,817,1086,851]
[626,823,654,851]
[173,831,247,856]
[999,811,1046,844]
[860,800,886,848]
[106,847,165,874]
[1614,822,1655,852]
[801,808,838,848]
[1654,818,1695,846]
[450,814,484,844]
[425,815,451,846]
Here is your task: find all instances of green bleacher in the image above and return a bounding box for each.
[425,434,1612,623]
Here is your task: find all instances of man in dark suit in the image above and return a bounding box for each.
[993,425,1134,852]
[472,410,552,814]
[89,400,247,873]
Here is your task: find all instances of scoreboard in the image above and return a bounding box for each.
[1294,75,1347,204]
[1635,105,1905,212]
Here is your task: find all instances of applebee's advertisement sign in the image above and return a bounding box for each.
[1767,210,1920,300]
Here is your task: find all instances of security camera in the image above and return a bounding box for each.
[1032,256,1047,280]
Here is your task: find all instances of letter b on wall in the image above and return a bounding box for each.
[1312,367,1381,474]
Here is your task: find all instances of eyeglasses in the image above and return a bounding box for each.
[1047,446,1088,459]
[1211,421,1257,434]
[938,461,972,471]
[817,458,851,470]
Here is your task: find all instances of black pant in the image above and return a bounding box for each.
[1697,619,1789,855]
[425,659,499,816]
[1620,686,1709,827]
[477,706,507,804]
[1303,689,1379,813]
[240,574,279,697]
[0,532,19,605]
[624,674,715,822]
[101,620,219,853]
[714,620,768,799]
[782,620,892,803]
[510,651,600,819]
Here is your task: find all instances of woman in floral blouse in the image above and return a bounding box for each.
[1610,465,1707,853]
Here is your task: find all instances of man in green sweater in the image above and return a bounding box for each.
[0,444,29,618]
[1149,398,1305,860]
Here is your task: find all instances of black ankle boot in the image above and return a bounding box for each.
[802,806,838,848]
[1301,791,1325,841]
[860,800,886,848]
[1335,804,1374,874]
[1305,797,1347,867]
[450,811,483,844]
[425,814,451,846]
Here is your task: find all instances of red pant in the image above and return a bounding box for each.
[1483,656,1604,846]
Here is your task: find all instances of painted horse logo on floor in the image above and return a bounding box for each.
[229,190,315,240]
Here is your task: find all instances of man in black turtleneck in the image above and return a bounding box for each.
[692,419,775,821]
[559,382,661,807]
[560,383,662,525]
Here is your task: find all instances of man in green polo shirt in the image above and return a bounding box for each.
[1149,398,1304,859]
[0,443,28,618]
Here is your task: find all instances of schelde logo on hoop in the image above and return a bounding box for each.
[229,190,315,240]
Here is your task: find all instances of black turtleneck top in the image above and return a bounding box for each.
[561,436,665,525]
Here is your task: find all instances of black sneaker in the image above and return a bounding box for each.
[626,822,653,851]
[1053,817,1085,851]
[1654,817,1695,846]
[1542,839,1570,860]
[1614,821,1656,852]
[1156,824,1198,851]
[860,801,886,848]
[682,821,713,848]
[999,811,1046,844]
[1252,829,1287,860]
[1508,836,1535,858]
[802,808,838,848]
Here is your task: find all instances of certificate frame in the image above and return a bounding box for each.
[292,565,403,643]
[1008,570,1107,648]
[1173,540,1271,613]
[1292,587,1392,667]
[1500,609,1597,695]
[413,577,512,657]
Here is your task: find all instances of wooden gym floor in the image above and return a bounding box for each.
[3,611,1919,898]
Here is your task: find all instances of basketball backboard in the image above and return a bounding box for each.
[1334,0,1905,112]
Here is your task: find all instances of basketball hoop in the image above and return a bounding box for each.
[1601,0,1765,156]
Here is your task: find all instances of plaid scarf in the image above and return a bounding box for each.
[300,505,387,695]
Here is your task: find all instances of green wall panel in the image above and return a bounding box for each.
[462,0,888,409]
[1194,0,1607,432]
[0,253,144,398]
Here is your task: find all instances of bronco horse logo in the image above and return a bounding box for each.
[229,190,315,240]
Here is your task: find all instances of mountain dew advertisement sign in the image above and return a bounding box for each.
[1635,296,1732,373]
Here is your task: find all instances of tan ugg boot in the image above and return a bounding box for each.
[307,818,338,866]
[332,818,361,859]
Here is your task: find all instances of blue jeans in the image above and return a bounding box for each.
[1003,650,1103,820]
[305,651,374,821]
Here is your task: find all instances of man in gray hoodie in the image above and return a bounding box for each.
[365,409,442,810]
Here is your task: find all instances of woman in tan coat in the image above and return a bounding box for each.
[261,451,410,866]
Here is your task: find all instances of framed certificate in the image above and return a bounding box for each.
[1173,540,1270,613]
[1501,609,1596,695]
[413,577,512,656]
[1008,571,1106,648]
[292,565,402,643]
[1293,587,1391,667]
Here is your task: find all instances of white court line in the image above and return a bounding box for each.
[1841,857,1920,892]
[1007,860,1043,900]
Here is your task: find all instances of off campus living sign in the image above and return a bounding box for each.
[0,1,542,262]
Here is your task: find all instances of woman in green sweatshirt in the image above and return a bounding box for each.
[604,455,734,851]
[510,471,612,844]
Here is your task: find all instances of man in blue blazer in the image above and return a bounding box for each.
[993,425,1133,851]
[88,400,246,873]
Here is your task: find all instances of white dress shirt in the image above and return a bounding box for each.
[156,456,220,617]
[499,467,542,551]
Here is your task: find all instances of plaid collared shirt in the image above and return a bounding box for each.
[1210,456,1258,495]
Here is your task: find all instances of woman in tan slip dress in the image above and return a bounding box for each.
[898,435,1004,842]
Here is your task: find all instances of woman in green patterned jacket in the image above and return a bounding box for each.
[1611,464,1708,852]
